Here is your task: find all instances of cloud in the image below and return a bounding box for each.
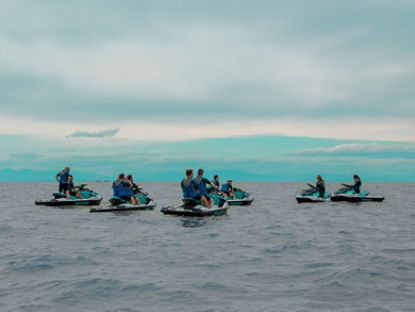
[67,128,120,138]
[289,143,415,159]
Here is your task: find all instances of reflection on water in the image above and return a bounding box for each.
[180,218,207,228]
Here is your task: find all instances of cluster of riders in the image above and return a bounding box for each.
[56,167,237,208]
[181,169,236,209]
[314,174,362,197]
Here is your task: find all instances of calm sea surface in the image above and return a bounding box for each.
[0,182,414,312]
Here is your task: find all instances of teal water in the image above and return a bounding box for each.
[0,182,414,311]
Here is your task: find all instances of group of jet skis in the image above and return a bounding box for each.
[35,167,384,216]
[35,167,253,217]
[296,174,384,203]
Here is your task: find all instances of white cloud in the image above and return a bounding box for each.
[291,142,415,158]
[67,128,119,138]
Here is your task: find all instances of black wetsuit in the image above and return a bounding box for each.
[352,179,361,193]
[316,180,325,197]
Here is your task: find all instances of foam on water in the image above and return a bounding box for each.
[0,182,414,311]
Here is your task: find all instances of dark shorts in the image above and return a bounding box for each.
[222,190,230,196]
[59,183,68,193]
[120,195,132,201]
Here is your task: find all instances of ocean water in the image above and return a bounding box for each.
[0,182,414,312]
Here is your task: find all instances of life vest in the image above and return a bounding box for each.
[117,181,132,197]
[112,182,118,196]
[221,182,232,193]
[58,170,69,184]
[181,178,197,198]
[68,181,75,193]
[194,176,209,196]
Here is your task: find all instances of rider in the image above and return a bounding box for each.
[113,173,135,205]
[220,179,236,200]
[212,175,220,188]
[127,174,141,194]
[127,174,142,205]
[351,174,362,193]
[56,166,70,194]
[316,175,326,198]
[193,169,215,208]
[181,169,211,208]
[67,175,83,199]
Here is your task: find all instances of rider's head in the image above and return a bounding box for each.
[197,169,204,176]
[185,169,193,178]
[353,174,360,181]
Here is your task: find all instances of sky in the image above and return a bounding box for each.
[0,0,414,182]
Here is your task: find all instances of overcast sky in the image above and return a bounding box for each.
[0,1,414,181]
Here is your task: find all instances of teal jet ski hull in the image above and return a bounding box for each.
[161,198,229,217]
[35,185,102,206]
[90,194,156,212]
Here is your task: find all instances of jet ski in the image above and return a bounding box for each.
[161,196,229,217]
[207,186,253,205]
[35,184,102,206]
[90,193,156,213]
[296,183,330,203]
[225,188,253,205]
[330,184,384,202]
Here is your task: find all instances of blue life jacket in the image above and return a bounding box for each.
[194,177,210,196]
[112,182,118,196]
[57,170,69,184]
[221,182,232,193]
[181,178,197,198]
[68,181,75,193]
[117,180,132,197]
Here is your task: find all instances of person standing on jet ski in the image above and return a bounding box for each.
[221,179,236,200]
[181,169,212,208]
[67,175,83,200]
[316,175,326,198]
[113,173,136,205]
[55,166,70,194]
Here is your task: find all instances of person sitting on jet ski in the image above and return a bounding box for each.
[127,174,141,194]
[67,175,83,200]
[181,169,212,208]
[212,175,220,188]
[316,175,326,198]
[351,175,362,193]
[193,169,216,208]
[55,166,70,194]
[220,179,236,200]
[343,174,362,193]
[113,173,136,205]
